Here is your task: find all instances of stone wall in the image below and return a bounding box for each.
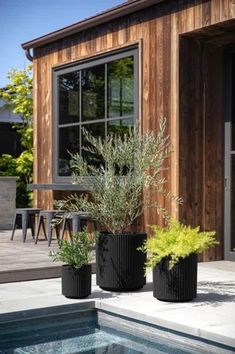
[0,177,17,230]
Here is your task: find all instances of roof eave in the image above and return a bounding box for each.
[21,0,164,50]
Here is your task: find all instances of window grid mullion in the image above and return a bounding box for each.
[79,69,82,155]
[55,47,137,180]
[105,63,107,139]
[58,116,134,130]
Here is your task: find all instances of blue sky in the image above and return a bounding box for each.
[0,0,124,87]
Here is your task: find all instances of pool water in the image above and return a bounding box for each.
[1,327,200,354]
[0,307,233,354]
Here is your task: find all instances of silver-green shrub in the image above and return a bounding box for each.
[50,230,94,269]
[56,118,182,234]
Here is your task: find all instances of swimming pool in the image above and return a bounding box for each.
[0,304,234,354]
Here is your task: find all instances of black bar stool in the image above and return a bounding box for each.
[35,210,64,246]
[11,208,42,242]
[61,212,96,239]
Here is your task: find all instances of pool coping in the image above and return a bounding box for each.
[95,300,235,350]
[0,263,235,351]
[0,299,234,353]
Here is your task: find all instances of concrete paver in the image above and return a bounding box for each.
[0,261,234,349]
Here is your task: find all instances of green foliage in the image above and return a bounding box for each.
[56,118,182,234]
[16,125,33,152]
[140,219,218,270]
[0,152,33,207]
[0,66,33,207]
[0,154,17,175]
[109,57,133,80]
[15,150,33,182]
[50,229,95,269]
[0,65,33,150]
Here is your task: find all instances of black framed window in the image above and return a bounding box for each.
[53,47,138,181]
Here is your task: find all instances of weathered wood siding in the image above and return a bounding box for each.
[179,37,224,261]
[33,0,235,260]
[203,44,224,261]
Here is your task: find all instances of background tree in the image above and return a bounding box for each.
[0,65,33,207]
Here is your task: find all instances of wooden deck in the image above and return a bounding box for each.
[0,229,96,283]
[0,229,62,283]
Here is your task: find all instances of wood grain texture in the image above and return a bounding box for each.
[179,37,225,261]
[179,37,203,229]
[202,44,224,261]
[33,0,235,260]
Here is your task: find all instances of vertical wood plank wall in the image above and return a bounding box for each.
[33,0,235,260]
[179,38,224,261]
[179,37,204,230]
[205,45,224,261]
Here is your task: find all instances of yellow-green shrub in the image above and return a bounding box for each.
[140,219,218,270]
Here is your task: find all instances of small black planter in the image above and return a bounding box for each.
[62,264,91,299]
[96,232,147,291]
[153,254,198,302]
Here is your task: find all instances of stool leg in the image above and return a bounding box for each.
[11,213,18,240]
[61,218,67,240]
[67,220,73,240]
[55,225,60,240]
[30,215,35,239]
[22,212,28,243]
[72,215,81,234]
[35,215,42,244]
[47,215,53,247]
[41,218,47,240]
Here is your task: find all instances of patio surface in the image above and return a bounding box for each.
[0,261,234,351]
[0,229,62,283]
[0,229,96,283]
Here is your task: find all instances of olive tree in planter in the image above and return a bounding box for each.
[56,118,181,292]
[50,230,94,298]
[140,219,218,302]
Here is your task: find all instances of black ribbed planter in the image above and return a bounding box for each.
[153,254,198,302]
[96,232,147,291]
[62,264,91,299]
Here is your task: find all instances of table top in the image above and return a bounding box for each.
[27,183,92,191]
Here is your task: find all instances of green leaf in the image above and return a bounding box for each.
[55,118,182,234]
[141,219,218,270]
[49,229,95,269]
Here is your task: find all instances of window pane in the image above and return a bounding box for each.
[59,71,80,125]
[107,117,134,136]
[107,118,134,175]
[108,56,134,118]
[58,126,80,176]
[81,122,105,168]
[81,65,105,121]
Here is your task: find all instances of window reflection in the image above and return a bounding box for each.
[108,118,134,175]
[56,51,137,177]
[108,57,134,118]
[107,117,134,136]
[82,122,105,169]
[82,65,105,121]
[59,71,80,125]
[59,126,80,176]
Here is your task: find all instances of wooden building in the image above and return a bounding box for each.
[22,0,235,262]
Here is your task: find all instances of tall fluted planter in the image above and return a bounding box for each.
[96,232,147,291]
[153,254,198,302]
[62,264,91,299]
